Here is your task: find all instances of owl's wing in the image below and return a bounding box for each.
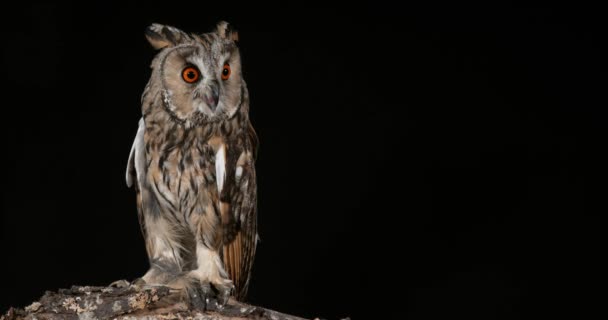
[126,118,153,257]
[221,126,258,301]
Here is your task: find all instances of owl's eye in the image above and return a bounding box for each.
[221,63,231,80]
[182,66,200,83]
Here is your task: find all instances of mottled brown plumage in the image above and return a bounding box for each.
[126,22,258,306]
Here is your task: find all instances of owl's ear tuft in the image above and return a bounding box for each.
[145,23,191,49]
[216,21,239,42]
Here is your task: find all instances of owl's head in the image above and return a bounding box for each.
[144,22,244,126]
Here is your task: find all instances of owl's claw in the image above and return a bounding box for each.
[131,277,147,288]
[186,281,212,310]
[109,279,131,288]
[109,277,149,289]
[213,282,233,308]
[185,280,233,310]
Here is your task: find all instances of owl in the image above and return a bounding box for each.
[125,21,258,308]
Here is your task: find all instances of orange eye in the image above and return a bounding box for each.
[182,66,200,83]
[221,63,231,80]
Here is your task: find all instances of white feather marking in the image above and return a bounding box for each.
[215,143,226,193]
[126,118,145,187]
[235,166,243,183]
[235,151,249,184]
[163,89,173,106]
[133,119,146,188]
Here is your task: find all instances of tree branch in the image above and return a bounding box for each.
[2,285,309,320]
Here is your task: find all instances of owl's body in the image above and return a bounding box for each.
[126,22,258,306]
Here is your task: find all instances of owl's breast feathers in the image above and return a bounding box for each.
[129,107,257,299]
[144,112,253,228]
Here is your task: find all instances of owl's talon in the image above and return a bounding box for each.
[109,279,131,288]
[130,277,147,290]
[212,282,233,307]
[186,281,212,311]
[186,285,206,310]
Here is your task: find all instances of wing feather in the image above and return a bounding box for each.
[222,126,258,301]
[126,119,145,187]
[126,118,153,257]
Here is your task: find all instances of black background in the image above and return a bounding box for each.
[1,2,603,319]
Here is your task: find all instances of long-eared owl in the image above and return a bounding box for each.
[125,21,258,307]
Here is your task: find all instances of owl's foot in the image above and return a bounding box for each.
[109,277,147,289]
[209,278,234,308]
[131,277,147,288]
[109,279,131,288]
[185,280,213,311]
[171,275,233,310]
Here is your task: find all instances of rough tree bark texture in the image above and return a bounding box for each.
[1,285,310,320]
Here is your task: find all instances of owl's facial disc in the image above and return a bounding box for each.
[159,42,242,125]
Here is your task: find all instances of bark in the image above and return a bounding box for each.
[1,285,311,320]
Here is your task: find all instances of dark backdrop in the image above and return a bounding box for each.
[1,2,603,319]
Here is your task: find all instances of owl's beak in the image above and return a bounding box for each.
[204,80,220,111]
